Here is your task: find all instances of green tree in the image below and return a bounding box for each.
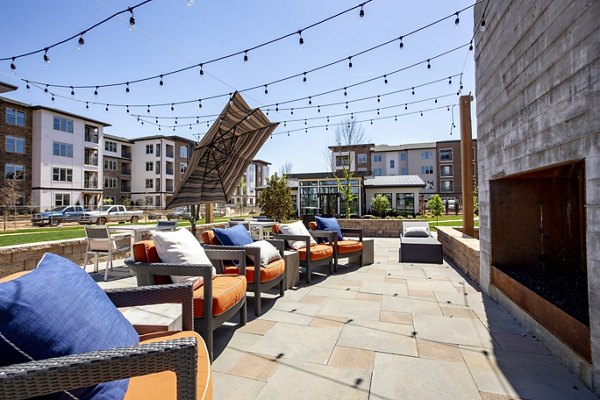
[257,173,293,222]
[336,168,357,218]
[237,177,248,216]
[473,187,479,215]
[370,194,390,217]
[102,198,113,205]
[428,194,444,225]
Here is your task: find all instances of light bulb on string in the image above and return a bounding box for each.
[51,95,55,101]
[420,111,424,117]
[275,104,279,111]
[44,85,49,93]
[345,102,349,109]
[94,86,98,96]
[77,35,85,50]
[317,106,321,113]
[480,13,486,32]
[284,121,287,127]
[394,115,397,122]
[384,75,388,84]
[290,108,294,115]
[43,49,50,66]
[377,95,380,103]
[351,112,354,119]
[85,102,89,109]
[264,85,268,95]
[448,77,452,85]
[455,12,460,26]
[199,64,204,76]
[435,98,438,103]
[106,104,109,112]
[304,119,307,125]
[412,87,415,95]
[243,51,248,63]
[348,57,353,68]
[125,83,130,93]
[399,36,404,49]
[308,97,312,105]
[25,81,30,90]
[326,125,328,131]
[370,119,373,125]
[427,59,431,69]
[126,106,130,113]
[198,99,202,108]
[70,86,75,96]
[10,57,16,74]
[175,118,178,124]
[196,118,199,124]
[147,106,151,113]
[344,87,347,96]
[359,5,365,19]
[298,30,304,47]
[377,109,380,115]
[159,75,164,87]
[469,40,474,51]
[303,72,307,83]
[171,103,175,111]
[405,103,408,110]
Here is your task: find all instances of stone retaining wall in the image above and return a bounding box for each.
[0,223,229,279]
[436,226,480,284]
[338,218,410,238]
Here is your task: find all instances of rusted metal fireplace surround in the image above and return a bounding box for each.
[490,160,589,360]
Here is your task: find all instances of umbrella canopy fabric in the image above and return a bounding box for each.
[167,92,278,208]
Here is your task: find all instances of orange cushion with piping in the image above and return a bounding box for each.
[201,231,221,245]
[132,241,170,285]
[336,240,363,254]
[308,221,318,231]
[271,224,282,234]
[0,271,30,283]
[193,275,246,318]
[223,258,284,284]
[125,331,212,400]
[297,244,333,262]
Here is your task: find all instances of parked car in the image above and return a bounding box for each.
[31,206,86,227]
[166,207,192,221]
[78,205,143,225]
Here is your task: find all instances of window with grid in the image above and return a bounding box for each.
[53,142,73,158]
[146,144,153,154]
[5,164,25,180]
[53,116,74,133]
[440,180,454,192]
[440,149,453,161]
[440,165,453,177]
[145,162,153,171]
[104,160,117,170]
[6,108,25,127]
[145,179,153,189]
[6,136,25,153]
[52,168,73,182]
[104,141,117,152]
[55,193,70,207]
[103,177,118,188]
[358,153,367,163]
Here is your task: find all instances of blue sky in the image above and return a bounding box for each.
[0,0,477,174]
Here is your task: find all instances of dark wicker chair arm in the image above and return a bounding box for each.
[341,228,363,241]
[125,261,216,282]
[105,284,194,331]
[272,234,311,250]
[204,249,247,274]
[0,338,198,400]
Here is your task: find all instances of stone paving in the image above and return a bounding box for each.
[97,238,596,400]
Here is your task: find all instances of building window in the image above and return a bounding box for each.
[145,179,153,189]
[155,144,161,157]
[55,193,70,207]
[155,161,161,174]
[441,180,454,192]
[180,162,188,173]
[395,193,415,216]
[336,155,350,167]
[6,108,26,127]
[145,162,153,171]
[104,160,117,170]
[421,150,433,160]
[104,141,117,152]
[180,146,188,158]
[104,177,118,188]
[5,164,25,180]
[400,152,407,161]
[357,153,367,164]
[440,149,453,161]
[6,136,25,153]
[400,167,408,175]
[146,144,153,154]
[373,168,383,176]
[52,168,73,182]
[84,126,99,143]
[357,167,368,172]
[421,165,434,174]
[53,142,73,158]
[389,160,395,169]
[373,154,382,163]
[425,180,435,190]
[440,165,453,177]
[53,116,74,133]
[155,178,161,191]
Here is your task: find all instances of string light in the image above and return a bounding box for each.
[25,81,30,90]
[199,64,204,76]
[455,12,460,25]
[44,85,48,93]
[359,5,365,18]
[384,75,388,84]
[43,49,50,66]
[128,8,136,31]
[308,97,312,105]
[198,99,202,108]
[125,83,130,93]
[126,106,130,113]
[10,57,16,73]
[243,51,248,63]
[94,86,98,96]
[348,57,353,68]
[77,35,85,50]
[303,72,307,83]
[298,31,304,47]
[159,75,164,86]
[469,40,473,51]
[399,37,404,49]
[171,103,175,111]
[86,102,89,109]
[106,104,109,112]
[70,86,75,96]
[480,13,486,31]
[264,85,269,94]
[427,59,431,69]
[412,87,415,95]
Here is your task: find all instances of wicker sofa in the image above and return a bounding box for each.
[399,221,443,264]
[0,280,212,400]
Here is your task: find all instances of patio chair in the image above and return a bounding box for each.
[201,228,286,317]
[0,263,212,400]
[126,242,247,360]
[156,220,178,231]
[308,217,364,272]
[83,224,130,281]
[399,221,443,264]
[272,222,336,284]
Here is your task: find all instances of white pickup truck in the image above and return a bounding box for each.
[78,205,143,225]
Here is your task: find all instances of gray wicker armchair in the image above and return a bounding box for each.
[126,247,248,361]
[200,234,286,316]
[0,283,211,400]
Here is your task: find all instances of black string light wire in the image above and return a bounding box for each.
[17,0,376,85]
[1,0,154,67]
[19,1,481,92]
[31,42,470,111]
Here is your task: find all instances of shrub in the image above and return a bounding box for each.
[371,194,390,217]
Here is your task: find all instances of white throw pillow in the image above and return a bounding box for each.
[278,220,317,250]
[151,228,216,287]
[244,240,283,267]
[404,226,430,237]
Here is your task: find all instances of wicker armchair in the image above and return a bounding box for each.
[126,248,248,361]
[201,234,286,316]
[308,221,364,272]
[0,283,211,400]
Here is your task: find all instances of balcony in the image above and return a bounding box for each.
[84,180,98,189]
[121,147,132,159]
[121,183,131,192]
[121,166,131,176]
[84,157,98,166]
[84,133,99,144]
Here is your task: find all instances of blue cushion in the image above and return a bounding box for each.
[213,223,254,246]
[0,253,139,400]
[316,216,344,241]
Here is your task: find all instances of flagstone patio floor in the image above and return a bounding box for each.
[97,238,595,400]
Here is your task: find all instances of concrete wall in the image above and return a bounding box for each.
[338,218,408,238]
[436,227,480,284]
[474,0,599,389]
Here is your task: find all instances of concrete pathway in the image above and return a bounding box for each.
[97,238,595,400]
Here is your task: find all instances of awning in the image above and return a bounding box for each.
[166,92,278,208]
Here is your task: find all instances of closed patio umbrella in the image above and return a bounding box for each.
[167,92,278,210]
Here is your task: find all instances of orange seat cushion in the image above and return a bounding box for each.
[308,221,318,231]
[132,240,170,284]
[297,244,333,262]
[336,240,363,254]
[193,275,246,318]
[223,258,284,284]
[0,270,30,282]
[200,231,221,245]
[125,331,212,400]
[271,224,282,234]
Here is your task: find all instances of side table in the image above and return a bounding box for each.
[283,250,300,289]
[350,238,374,266]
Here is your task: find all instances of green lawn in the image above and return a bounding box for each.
[0,217,230,247]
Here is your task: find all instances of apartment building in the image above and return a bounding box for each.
[129,135,195,208]
[230,159,270,209]
[436,139,478,204]
[0,96,32,210]
[102,134,133,205]
[329,143,374,173]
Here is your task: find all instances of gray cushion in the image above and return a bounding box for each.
[404,226,430,237]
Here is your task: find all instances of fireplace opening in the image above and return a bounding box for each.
[490,160,587,325]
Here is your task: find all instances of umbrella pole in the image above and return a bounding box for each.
[206,203,214,224]
[190,204,197,236]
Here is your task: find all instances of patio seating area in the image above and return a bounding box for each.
[96,237,594,400]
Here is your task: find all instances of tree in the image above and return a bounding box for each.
[473,187,479,215]
[257,173,293,222]
[370,194,390,217]
[331,118,367,217]
[0,179,19,231]
[428,194,444,225]
[103,198,113,205]
[279,161,293,177]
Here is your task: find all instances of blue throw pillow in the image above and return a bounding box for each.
[0,253,139,400]
[214,223,254,246]
[316,216,344,241]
